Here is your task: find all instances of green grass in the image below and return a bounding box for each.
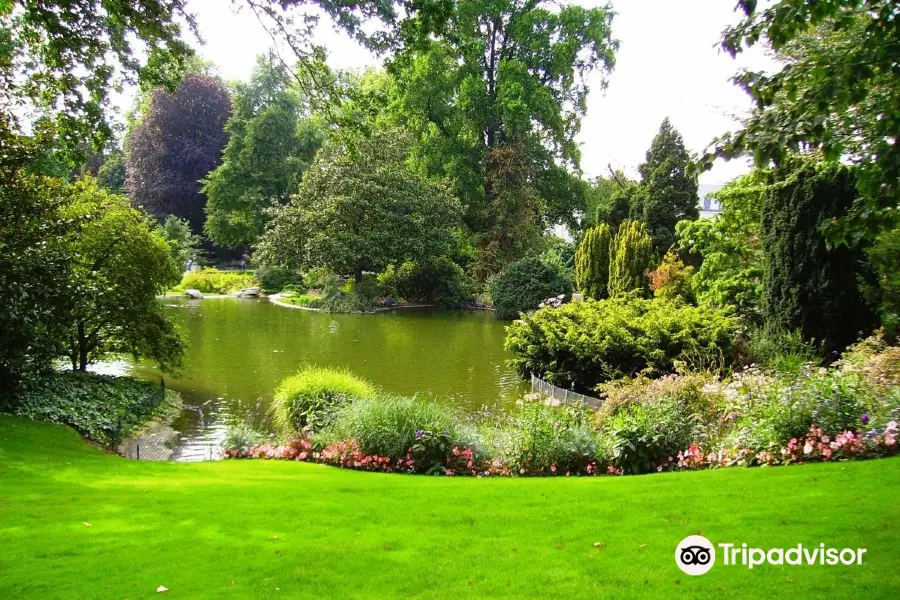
[1,415,899,599]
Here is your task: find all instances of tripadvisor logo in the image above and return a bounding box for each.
[675,536,867,575]
[675,535,716,575]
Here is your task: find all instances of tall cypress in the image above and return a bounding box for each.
[762,157,876,351]
[575,224,612,299]
[608,220,655,297]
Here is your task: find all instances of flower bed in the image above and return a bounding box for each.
[225,420,898,477]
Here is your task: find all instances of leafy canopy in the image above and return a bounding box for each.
[706,0,900,243]
[57,178,184,371]
[255,128,463,281]
[125,74,231,236]
[0,0,196,155]
[202,53,324,248]
[388,0,617,273]
[676,171,767,316]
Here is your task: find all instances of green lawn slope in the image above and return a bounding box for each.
[1,415,898,599]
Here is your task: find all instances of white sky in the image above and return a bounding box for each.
[139,0,776,186]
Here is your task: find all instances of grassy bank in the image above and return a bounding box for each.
[1,416,899,599]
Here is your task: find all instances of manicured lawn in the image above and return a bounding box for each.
[1,415,898,599]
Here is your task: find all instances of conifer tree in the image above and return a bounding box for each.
[608,220,654,297]
[575,224,612,299]
[632,118,699,255]
[762,157,876,350]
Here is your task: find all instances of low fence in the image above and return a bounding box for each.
[530,374,604,410]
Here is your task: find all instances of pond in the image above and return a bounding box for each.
[116,298,527,460]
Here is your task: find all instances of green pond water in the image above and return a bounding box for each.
[118,298,527,460]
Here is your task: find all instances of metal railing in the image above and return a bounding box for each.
[530,374,604,410]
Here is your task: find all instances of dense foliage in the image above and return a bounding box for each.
[125,74,231,236]
[864,227,900,338]
[575,224,612,299]
[377,258,472,307]
[707,0,900,243]
[388,0,617,275]
[607,220,654,298]
[13,371,173,446]
[58,179,184,371]
[174,269,256,295]
[0,0,195,153]
[0,118,73,395]
[761,158,876,351]
[321,394,469,468]
[648,252,694,302]
[256,129,463,283]
[676,171,766,315]
[202,54,323,247]
[156,215,205,268]
[490,255,573,320]
[631,118,699,255]
[505,297,741,392]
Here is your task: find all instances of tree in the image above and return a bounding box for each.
[676,171,766,316]
[202,53,324,248]
[632,118,698,256]
[125,74,231,236]
[608,220,654,298]
[575,224,612,299]
[707,0,900,243]
[472,141,544,280]
[256,129,463,283]
[389,0,617,276]
[648,252,695,302]
[0,115,73,396]
[0,0,454,157]
[761,157,876,351]
[490,255,572,320]
[583,170,633,230]
[157,215,205,269]
[57,178,184,371]
[0,0,196,155]
[96,150,125,194]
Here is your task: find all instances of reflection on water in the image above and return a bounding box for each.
[106,299,526,460]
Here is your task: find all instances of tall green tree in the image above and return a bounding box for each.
[707,0,900,243]
[0,115,74,396]
[58,178,184,371]
[125,74,231,236]
[575,224,612,299]
[632,118,698,256]
[202,53,324,248]
[676,171,766,316]
[762,157,876,351]
[608,220,654,298]
[256,129,463,283]
[388,0,617,277]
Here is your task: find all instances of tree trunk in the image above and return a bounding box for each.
[354,266,363,284]
[77,322,89,371]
